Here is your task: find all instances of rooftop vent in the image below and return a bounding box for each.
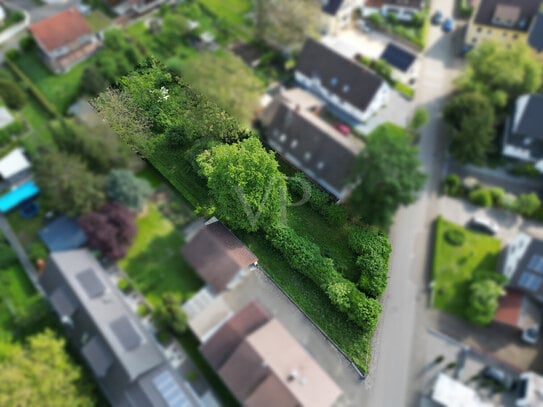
[287,369,299,382]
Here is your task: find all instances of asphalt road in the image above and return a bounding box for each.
[364,0,466,405]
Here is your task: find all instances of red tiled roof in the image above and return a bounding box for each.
[29,8,91,52]
[494,288,523,327]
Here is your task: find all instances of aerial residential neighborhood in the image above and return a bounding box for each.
[0,0,541,406]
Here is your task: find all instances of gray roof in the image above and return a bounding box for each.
[295,39,384,112]
[505,236,543,296]
[322,0,346,15]
[474,0,540,30]
[40,249,198,407]
[504,94,543,160]
[263,98,364,199]
[529,13,543,52]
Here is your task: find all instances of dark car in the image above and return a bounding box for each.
[442,17,454,32]
[431,11,443,25]
[482,367,515,389]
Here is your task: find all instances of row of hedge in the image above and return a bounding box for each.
[266,224,382,333]
[357,55,414,99]
[4,57,59,118]
[0,119,27,145]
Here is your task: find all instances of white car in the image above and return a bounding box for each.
[469,216,499,235]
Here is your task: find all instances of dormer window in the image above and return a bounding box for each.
[291,140,298,149]
[342,84,350,93]
[330,77,338,86]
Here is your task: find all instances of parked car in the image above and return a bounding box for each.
[431,11,443,25]
[481,367,515,389]
[468,216,499,235]
[356,19,372,33]
[333,123,351,135]
[522,325,540,345]
[442,17,454,32]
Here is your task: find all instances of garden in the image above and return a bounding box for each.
[432,216,506,325]
[367,10,429,50]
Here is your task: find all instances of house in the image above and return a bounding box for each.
[39,249,201,407]
[362,0,425,21]
[500,232,543,302]
[28,8,100,74]
[516,371,543,406]
[494,288,540,332]
[379,42,418,84]
[321,0,363,34]
[181,218,258,294]
[260,88,364,201]
[502,94,543,164]
[103,0,166,16]
[0,147,31,185]
[528,12,543,61]
[200,301,342,407]
[295,39,390,123]
[431,373,493,407]
[38,216,88,252]
[464,0,541,49]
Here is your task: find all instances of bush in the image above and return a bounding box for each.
[117,277,133,293]
[0,79,26,110]
[394,81,414,99]
[136,303,150,317]
[508,162,540,178]
[489,187,505,206]
[5,49,19,61]
[27,242,48,263]
[0,244,17,268]
[18,36,35,52]
[444,229,465,246]
[443,174,461,196]
[499,193,517,210]
[468,188,493,207]
[514,192,541,216]
[472,269,507,286]
[152,293,188,336]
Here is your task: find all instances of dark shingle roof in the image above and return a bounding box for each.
[529,12,543,52]
[507,236,543,296]
[505,94,543,160]
[322,0,346,15]
[181,220,257,293]
[380,43,416,72]
[383,0,424,8]
[295,39,384,112]
[474,0,541,30]
[264,101,363,199]
[38,216,87,252]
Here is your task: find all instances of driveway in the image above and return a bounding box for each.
[321,29,389,60]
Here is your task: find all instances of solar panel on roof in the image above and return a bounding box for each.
[528,255,543,274]
[153,370,190,407]
[110,317,142,351]
[518,272,543,291]
[379,43,416,73]
[76,269,105,298]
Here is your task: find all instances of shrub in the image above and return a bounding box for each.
[0,243,17,268]
[444,229,465,246]
[136,303,150,317]
[468,188,493,207]
[5,49,19,61]
[348,226,392,259]
[152,293,188,336]
[472,269,507,286]
[514,192,541,216]
[508,162,540,178]
[394,81,414,99]
[499,193,517,210]
[0,79,26,110]
[368,12,385,26]
[117,277,133,293]
[27,242,48,263]
[489,187,505,206]
[18,36,35,52]
[323,204,348,227]
[443,173,461,196]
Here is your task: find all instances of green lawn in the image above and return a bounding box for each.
[432,216,502,316]
[197,0,253,38]
[15,52,88,113]
[6,197,49,249]
[119,204,203,306]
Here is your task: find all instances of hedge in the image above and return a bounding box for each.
[5,58,59,118]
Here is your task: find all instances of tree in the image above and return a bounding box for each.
[409,108,429,131]
[443,91,495,165]
[180,52,264,124]
[0,330,93,407]
[160,13,190,46]
[348,124,426,228]
[466,279,504,325]
[105,169,152,212]
[456,41,542,109]
[514,192,541,216]
[255,0,321,52]
[152,293,188,336]
[0,79,26,110]
[198,137,288,232]
[35,151,105,216]
[79,201,137,260]
[81,65,108,96]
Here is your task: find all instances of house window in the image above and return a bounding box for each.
[330,77,338,86]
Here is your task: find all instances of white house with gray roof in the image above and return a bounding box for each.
[40,249,202,407]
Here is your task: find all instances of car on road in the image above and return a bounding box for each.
[333,122,351,135]
[431,11,443,25]
[468,216,499,235]
[442,17,454,32]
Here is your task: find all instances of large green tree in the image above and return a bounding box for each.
[35,151,105,216]
[0,330,94,407]
[198,137,287,232]
[349,124,426,228]
[443,91,495,165]
[181,52,264,124]
[466,279,504,325]
[0,79,26,110]
[105,169,152,212]
[255,0,321,52]
[457,40,542,109]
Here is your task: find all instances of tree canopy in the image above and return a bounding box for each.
[255,0,321,52]
[443,91,496,165]
[106,169,152,212]
[152,293,188,336]
[0,330,94,407]
[466,279,504,325]
[35,151,105,216]
[349,124,426,228]
[180,51,264,124]
[198,137,288,232]
[0,79,26,110]
[457,40,542,109]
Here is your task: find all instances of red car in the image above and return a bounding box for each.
[333,123,350,135]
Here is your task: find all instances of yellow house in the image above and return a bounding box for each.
[465,0,541,48]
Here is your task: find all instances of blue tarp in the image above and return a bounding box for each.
[39,216,88,252]
[0,181,39,213]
